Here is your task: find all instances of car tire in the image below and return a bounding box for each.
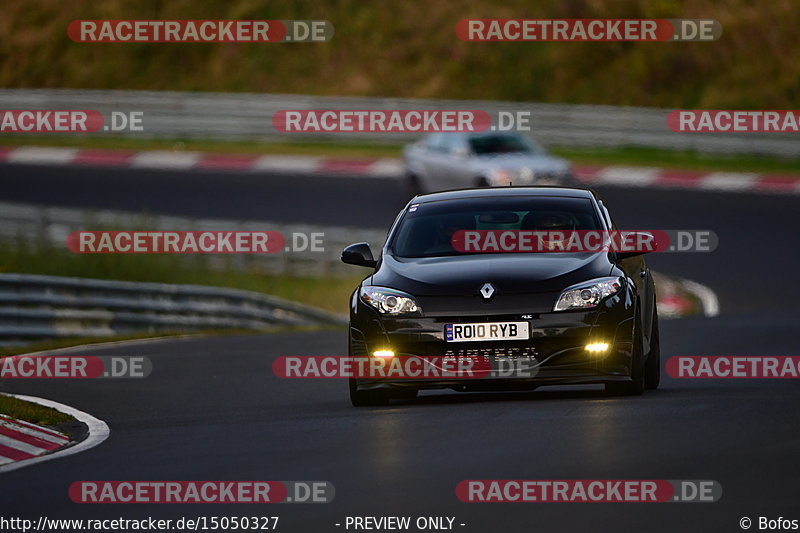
[559,173,579,188]
[605,309,645,396]
[644,310,661,390]
[349,377,390,407]
[392,389,418,400]
[406,172,423,196]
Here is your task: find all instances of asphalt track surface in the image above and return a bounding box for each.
[1,163,799,532]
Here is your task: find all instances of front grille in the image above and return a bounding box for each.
[350,338,369,357]
[396,342,538,359]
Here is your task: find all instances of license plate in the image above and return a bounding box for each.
[445,321,529,342]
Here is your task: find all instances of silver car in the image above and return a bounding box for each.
[403,132,574,193]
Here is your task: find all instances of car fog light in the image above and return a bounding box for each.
[585,342,609,353]
[373,349,395,358]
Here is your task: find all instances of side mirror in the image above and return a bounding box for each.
[613,231,657,260]
[614,250,649,260]
[341,242,377,268]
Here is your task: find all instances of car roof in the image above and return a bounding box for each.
[412,186,599,204]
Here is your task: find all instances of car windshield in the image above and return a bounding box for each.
[468,134,541,155]
[391,196,601,258]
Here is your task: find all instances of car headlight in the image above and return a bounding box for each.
[360,286,421,316]
[553,276,623,312]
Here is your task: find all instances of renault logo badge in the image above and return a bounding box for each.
[480,283,496,300]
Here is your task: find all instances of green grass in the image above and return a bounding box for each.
[0,394,75,426]
[2,0,799,109]
[0,246,363,315]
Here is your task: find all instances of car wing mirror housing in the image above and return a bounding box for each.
[342,242,377,268]
[614,250,649,260]
[612,231,669,261]
[613,231,657,260]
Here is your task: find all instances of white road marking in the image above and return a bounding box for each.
[129,150,201,169]
[2,146,799,193]
[680,279,721,317]
[252,155,320,173]
[700,172,759,191]
[593,166,660,186]
[0,433,48,455]
[6,147,78,165]
[0,418,68,444]
[0,394,110,474]
[367,159,404,178]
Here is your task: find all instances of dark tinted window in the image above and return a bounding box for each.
[392,196,600,258]
[423,133,447,152]
[441,134,467,153]
[468,133,541,155]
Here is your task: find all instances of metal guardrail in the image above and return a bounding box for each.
[0,195,381,346]
[0,272,346,347]
[0,201,387,277]
[0,199,374,345]
[0,89,797,157]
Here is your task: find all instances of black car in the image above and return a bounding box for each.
[342,187,660,406]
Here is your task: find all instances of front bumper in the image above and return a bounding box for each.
[349,292,637,393]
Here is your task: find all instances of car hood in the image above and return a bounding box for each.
[371,252,614,296]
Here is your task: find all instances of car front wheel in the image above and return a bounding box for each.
[474,176,490,187]
[349,378,390,406]
[406,172,423,196]
[605,310,645,396]
[644,310,661,390]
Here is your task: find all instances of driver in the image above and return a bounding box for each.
[524,211,576,252]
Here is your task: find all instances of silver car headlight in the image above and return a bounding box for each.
[487,168,514,185]
[553,276,624,311]
[360,286,421,316]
